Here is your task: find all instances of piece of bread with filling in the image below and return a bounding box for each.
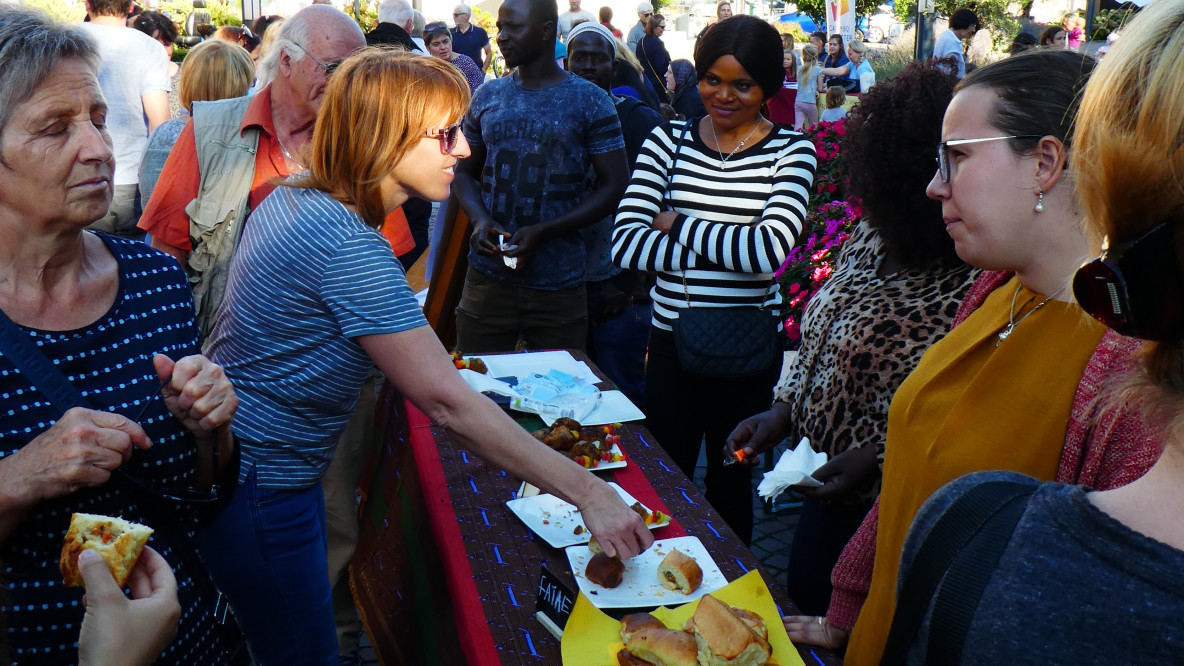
[60,513,154,588]
[620,612,667,642]
[624,627,697,666]
[656,548,703,594]
[689,594,771,666]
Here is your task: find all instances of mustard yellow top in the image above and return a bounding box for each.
[844,277,1107,665]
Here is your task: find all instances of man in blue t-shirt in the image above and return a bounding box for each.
[451,3,492,71]
[453,0,630,354]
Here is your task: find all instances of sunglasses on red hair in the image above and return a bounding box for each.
[1073,220,1184,341]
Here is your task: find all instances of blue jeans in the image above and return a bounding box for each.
[194,467,337,665]
[586,279,651,407]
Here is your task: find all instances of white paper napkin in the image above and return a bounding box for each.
[757,438,828,503]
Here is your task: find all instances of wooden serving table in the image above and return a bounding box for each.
[350,355,842,666]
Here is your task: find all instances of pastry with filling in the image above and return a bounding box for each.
[621,627,697,666]
[60,513,154,588]
[689,594,771,666]
[656,549,703,594]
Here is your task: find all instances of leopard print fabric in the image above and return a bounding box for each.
[775,220,979,503]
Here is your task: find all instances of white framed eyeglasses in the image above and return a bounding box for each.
[936,134,1042,183]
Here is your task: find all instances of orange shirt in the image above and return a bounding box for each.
[138,86,414,256]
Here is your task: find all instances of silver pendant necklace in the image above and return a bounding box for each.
[276,131,305,170]
[996,281,1068,346]
[708,116,763,168]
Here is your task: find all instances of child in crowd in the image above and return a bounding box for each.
[794,43,820,130]
[767,45,798,126]
[819,85,847,122]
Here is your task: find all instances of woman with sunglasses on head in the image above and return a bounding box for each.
[195,50,653,665]
[781,49,1162,664]
[425,22,484,94]
[613,15,816,546]
[886,4,1184,661]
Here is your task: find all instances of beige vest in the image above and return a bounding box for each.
[184,95,260,345]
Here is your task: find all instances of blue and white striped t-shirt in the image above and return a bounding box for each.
[206,186,427,489]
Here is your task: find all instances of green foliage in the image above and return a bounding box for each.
[868,28,913,79]
[775,20,809,45]
[26,0,86,22]
[794,0,884,31]
[346,0,380,32]
[157,0,242,30]
[1090,7,1137,40]
[894,0,1018,49]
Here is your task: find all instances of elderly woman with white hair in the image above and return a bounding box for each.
[0,8,239,665]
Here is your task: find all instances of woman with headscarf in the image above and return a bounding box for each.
[667,58,705,119]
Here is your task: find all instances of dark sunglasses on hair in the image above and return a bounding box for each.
[425,120,463,153]
[1073,220,1184,341]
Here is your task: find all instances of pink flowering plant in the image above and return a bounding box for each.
[775,119,861,350]
[805,120,849,209]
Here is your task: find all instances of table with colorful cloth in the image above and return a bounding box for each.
[350,353,843,666]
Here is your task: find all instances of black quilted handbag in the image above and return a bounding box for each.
[673,306,782,378]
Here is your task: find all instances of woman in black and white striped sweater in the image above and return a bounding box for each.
[612,15,817,544]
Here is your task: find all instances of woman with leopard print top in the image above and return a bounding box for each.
[725,61,978,616]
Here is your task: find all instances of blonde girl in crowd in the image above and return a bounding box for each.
[794,43,820,130]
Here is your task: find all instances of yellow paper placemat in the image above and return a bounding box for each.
[560,569,806,666]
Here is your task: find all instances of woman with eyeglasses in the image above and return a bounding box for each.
[194,49,653,664]
[782,49,1162,664]
[885,4,1184,661]
[635,12,670,99]
[425,22,484,94]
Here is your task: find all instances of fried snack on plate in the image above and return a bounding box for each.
[60,513,154,588]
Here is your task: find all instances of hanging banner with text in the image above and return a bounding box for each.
[826,0,857,45]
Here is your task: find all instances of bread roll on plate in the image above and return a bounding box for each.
[656,549,702,594]
[690,594,771,666]
[584,551,625,588]
[623,627,697,666]
[620,613,667,642]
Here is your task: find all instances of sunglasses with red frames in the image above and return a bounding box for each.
[1073,220,1184,341]
[425,120,463,154]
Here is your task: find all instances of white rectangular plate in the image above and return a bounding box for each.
[505,482,669,549]
[566,536,728,609]
[472,351,592,383]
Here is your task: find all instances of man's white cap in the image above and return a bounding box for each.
[637,2,653,13]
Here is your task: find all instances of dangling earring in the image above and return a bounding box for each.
[1034,188,1045,213]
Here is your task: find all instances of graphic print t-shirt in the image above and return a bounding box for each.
[464,72,624,289]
